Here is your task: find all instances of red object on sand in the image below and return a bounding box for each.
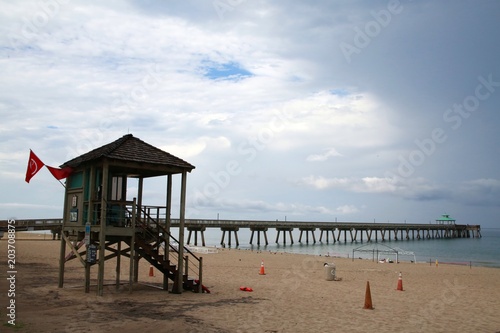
[396,272,404,291]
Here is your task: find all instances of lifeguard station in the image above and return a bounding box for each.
[57,134,203,295]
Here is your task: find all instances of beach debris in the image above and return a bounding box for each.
[396,272,404,291]
[194,279,211,293]
[324,262,336,281]
[259,260,266,275]
[363,281,374,310]
[240,286,253,292]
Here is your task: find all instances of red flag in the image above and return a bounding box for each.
[46,165,73,180]
[25,150,45,183]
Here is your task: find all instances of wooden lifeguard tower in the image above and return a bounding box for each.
[57,134,202,295]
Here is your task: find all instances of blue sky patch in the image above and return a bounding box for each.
[202,61,252,80]
[329,88,349,96]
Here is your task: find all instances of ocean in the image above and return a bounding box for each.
[27,226,500,268]
[184,227,500,268]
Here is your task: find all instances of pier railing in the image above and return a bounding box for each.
[1,217,481,246]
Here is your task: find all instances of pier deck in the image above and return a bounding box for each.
[0,218,481,246]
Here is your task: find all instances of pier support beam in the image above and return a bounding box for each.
[319,228,336,243]
[298,228,316,244]
[249,227,269,246]
[186,226,206,246]
[276,227,294,245]
[220,227,239,247]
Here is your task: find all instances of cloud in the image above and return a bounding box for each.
[334,204,359,214]
[189,191,360,218]
[1,1,499,227]
[455,178,500,206]
[160,136,231,159]
[298,175,448,201]
[306,148,342,162]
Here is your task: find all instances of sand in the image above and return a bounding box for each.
[1,233,500,332]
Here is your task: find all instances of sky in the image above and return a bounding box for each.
[1,0,499,227]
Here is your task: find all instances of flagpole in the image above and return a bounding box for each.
[57,179,66,189]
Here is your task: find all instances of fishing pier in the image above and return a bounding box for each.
[1,216,481,247]
[180,218,481,246]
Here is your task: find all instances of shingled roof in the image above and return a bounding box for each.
[62,134,195,172]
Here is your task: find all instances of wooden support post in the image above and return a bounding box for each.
[133,252,139,283]
[97,161,109,297]
[85,260,90,293]
[198,257,203,294]
[249,230,255,245]
[173,171,187,294]
[58,231,66,288]
[130,198,136,292]
[116,241,121,291]
[164,174,172,291]
[289,230,294,244]
[275,230,280,244]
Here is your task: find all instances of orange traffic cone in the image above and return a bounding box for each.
[363,281,374,310]
[149,265,155,277]
[259,260,266,275]
[396,272,403,291]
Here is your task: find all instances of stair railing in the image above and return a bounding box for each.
[128,205,203,292]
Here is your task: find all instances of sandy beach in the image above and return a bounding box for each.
[1,233,500,332]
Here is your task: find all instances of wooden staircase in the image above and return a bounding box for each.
[129,211,205,293]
